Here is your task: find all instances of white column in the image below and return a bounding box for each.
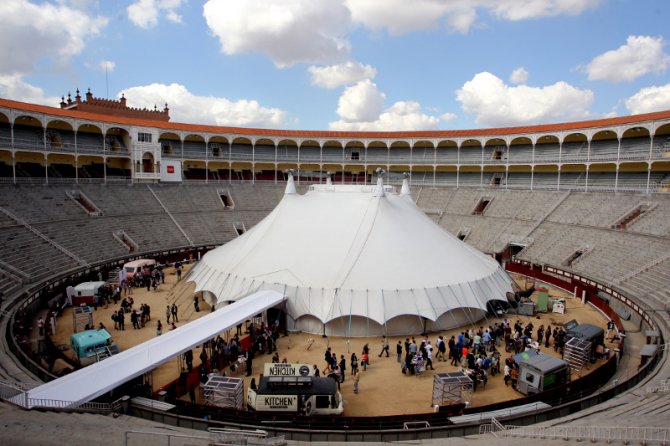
[614,164,619,193]
[530,165,534,190]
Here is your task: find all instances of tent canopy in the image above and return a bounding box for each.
[189,175,513,336]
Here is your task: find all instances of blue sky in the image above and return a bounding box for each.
[1,0,669,131]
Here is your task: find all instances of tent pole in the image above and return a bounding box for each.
[467,281,492,327]
[348,288,353,345]
[435,286,462,330]
[452,283,478,329]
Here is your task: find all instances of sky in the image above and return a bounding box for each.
[1,0,669,132]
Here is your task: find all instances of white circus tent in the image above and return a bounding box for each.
[188,174,513,336]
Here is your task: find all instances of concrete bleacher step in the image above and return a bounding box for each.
[601,392,666,420]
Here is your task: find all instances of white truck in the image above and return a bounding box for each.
[247,363,344,416]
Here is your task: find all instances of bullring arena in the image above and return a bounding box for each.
[0,95,669,445]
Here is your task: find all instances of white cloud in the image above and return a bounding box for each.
[509,67,529,84]
[127,0,185,29]
[344,0,451,34]
[203,0,351,68]
[121,83,288,128]
[330,80,447,131]
[456,72,594,127]
[344,0,599,34]
[336,79,385,122]
[330,100,444,131]
[487,0,600,21]
[0,74,60,106]
[308,61,376,89]
[440,112,458,122]
[586,35,670,83]
[99,60,115,72]
[0,0,107,74]
[625,83,670,115]
[0,1,106,104]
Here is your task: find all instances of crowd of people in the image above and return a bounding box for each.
[193,319,283,386]
[305,318,571,394]
[110,296,155,332]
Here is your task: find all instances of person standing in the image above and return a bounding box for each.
[37,316,45,336]
[171,303,179,323]
[130,310,139,329]
[325,347,333,368]
[166,305,171,324]
[156,320,162,336]
[396,341,403,363]
[245,349,254,377]
[353,368,360,394]
[338,355,346,383]
[185,349,194,371]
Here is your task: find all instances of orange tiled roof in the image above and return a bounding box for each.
[1,97,670,139]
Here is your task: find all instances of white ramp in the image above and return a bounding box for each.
[27,290,285,408]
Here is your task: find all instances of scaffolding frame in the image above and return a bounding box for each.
[202,375,244,409]
[432,371,473,406]
[72,306,93,333]
[563,337,591,375]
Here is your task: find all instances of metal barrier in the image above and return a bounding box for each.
[125,430,210,446]
[646,378,670,394]
[403,421,430,430]
[208,427,286,446]
[0,379,124,413]
[0,380,31,404]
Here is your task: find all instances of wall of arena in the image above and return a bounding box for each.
[0,99,668,439]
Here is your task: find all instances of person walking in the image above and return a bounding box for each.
[425,341,434,370]
[361,351,369,371]
[378,336,390,357]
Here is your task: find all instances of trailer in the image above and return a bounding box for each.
[72,281,106,306]
[517,353,569,395]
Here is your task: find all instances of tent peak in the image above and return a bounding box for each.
[284,171,297,195]
[373,168,386,197]
[400,173,411,197]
